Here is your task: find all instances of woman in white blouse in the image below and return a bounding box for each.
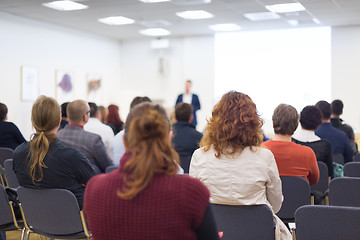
[189,91,291,240]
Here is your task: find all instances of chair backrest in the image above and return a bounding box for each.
[4,159,19,188]
[332,153,345,165]
[276,176,311,220]
[105,165,118,173]
[295,205,360,240]
[17,187,85,236]
[0,148,14,168]
[329,177,360,207]
[211,204,275,240]
[310,161,329,193]
[0,184,15,226]
[344,162,360,177]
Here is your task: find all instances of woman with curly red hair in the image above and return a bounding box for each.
[189,91,291,240]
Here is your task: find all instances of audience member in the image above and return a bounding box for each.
[293,106,333,177]
[59,102,69,130]
[13,96,95,209]
[98,105,107,123]
[263,104,319,185]
[84,102,114,158]
[84,102,218,240]
[0,102,26,150]
[57,100,113,173]
[175,80,201,127]
[315,100,353,164]
[331,99,357,154]
[112,96,151,165]
[172,103,202,173]
[107,104,124,134]
[189,91,291,240]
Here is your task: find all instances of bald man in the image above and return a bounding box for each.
[57,100,113,174]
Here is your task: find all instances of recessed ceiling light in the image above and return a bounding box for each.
[176,10,214,19]
[209,23,241,32]
[288,20,299,26]
[139,0,169,3]
[265,3,305,13]
[42,0,88,11]
[98,16,135,25]
[243,12,281,21]
[139,28,171,36]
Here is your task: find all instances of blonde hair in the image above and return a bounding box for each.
[29,96,60,184]
[118,103,179,200]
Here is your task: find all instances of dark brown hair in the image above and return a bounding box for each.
[200,91,263,158]
[175,102,193,122]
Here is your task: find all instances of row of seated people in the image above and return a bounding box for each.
[0,92,358,240]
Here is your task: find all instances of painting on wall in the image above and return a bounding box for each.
[87,73,102,102]
[56,70,75,104]
[21,66,39,101]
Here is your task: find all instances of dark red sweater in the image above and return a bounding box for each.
[84,153,210,240]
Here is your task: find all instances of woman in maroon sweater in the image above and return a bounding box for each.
[84,103,218,240]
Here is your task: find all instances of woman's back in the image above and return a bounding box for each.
[84,159,210,240]
[190,146,282,211]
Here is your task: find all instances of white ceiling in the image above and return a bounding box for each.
[1,0,360,40]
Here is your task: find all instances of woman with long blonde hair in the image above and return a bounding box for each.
[189,91,291,240]
[84,102,219,240]
[13,95,95,208]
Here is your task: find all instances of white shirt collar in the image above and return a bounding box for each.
[292,128,320,142]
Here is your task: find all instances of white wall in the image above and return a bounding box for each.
[0,12,122,139]
[332,26,360,132]
[116,37,215,131]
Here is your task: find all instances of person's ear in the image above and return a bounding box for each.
[189,115,194,123]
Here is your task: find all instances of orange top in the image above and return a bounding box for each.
[263,140,319,185]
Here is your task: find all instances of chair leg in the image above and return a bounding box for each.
[292,228,296,240]
[20,228,26,240]
[24,229,30,240]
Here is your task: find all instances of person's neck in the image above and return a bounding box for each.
[273,134,292,142]
[69,122,84,127]
[323,119,331,123]
[330,114,340,119]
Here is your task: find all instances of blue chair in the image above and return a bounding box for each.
[0,185,24,238]
[105,165,118,173]
[0,148,13,187]
[295,205,360,240]
[17,187,91,240]
[211,204,275,240]
[4,159,19,189]
[344,162,360,177]
[310,161,329,193]
[329,177,360,207]
[276,176,312,223]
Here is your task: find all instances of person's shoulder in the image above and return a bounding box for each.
[86,173,110,191]
[173,174,209,196]
[14,141,29,153]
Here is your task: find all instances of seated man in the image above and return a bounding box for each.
[84,102,114,158]
[315,100,353,164]
[57,100,112,174]
[331,99,357,155]
[172,103,203,173]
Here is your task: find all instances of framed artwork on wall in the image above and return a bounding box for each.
[87,73,102,102]
[56,70,75,104]
[21,66,39,101]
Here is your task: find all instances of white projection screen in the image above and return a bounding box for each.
[214,27,331,125]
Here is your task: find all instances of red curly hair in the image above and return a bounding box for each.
[200,91,263,158]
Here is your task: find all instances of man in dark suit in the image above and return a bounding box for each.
[175,80,201,127]
[172,103,202,173]
[57,100,112,174]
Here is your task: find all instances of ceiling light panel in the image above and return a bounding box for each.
[209,23,241,32]
[42,0,88,11]
[243,12,281,21]
[139,28,171,36]
[139,0,170,3]
[265,3,306,13]
[176,10,214,19]
[98,16,135,25]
